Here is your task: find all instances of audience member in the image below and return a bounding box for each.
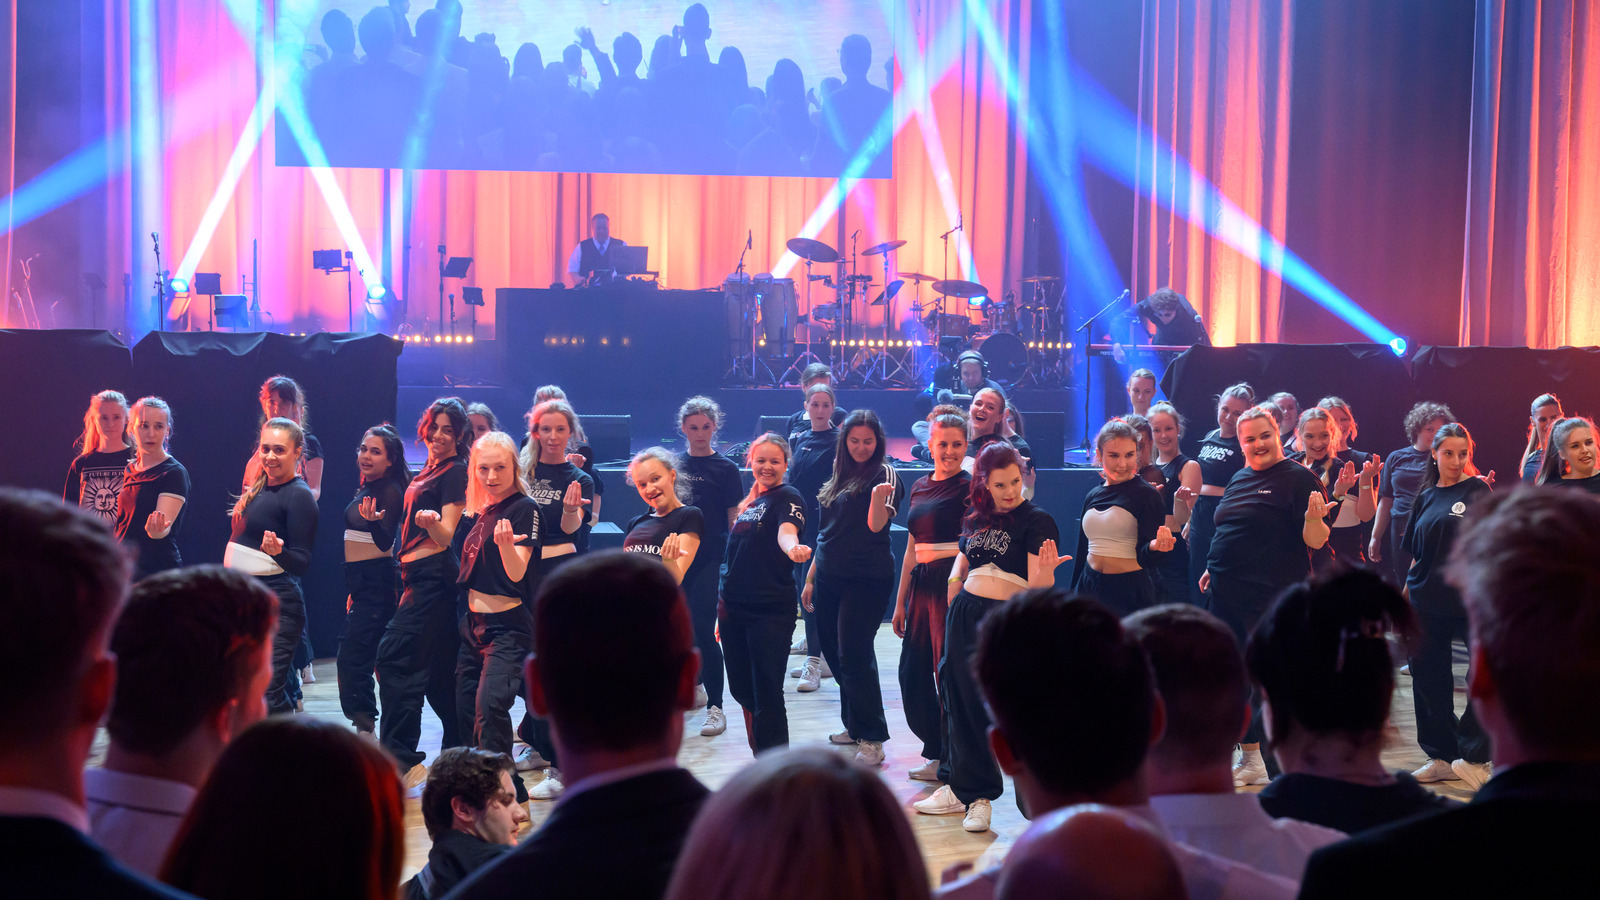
[995,804,1189,900]
[1124,605,1344,879]
[160,718,404,900]
[88,567,278,877]
[812,34,892,176]
[332,7,424,166]
[1300,487,1600,898]
[0,489,191,899]
[1245,568,1456,834]
[449,551,708,900]
[662,748,931,900]
[406,748,526,900]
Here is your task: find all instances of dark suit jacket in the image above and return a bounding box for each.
[1298,761,1600,899]
[444,767,710,900]
[0,815,195,899]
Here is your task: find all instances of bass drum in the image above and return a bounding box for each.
[971,332,1027,383]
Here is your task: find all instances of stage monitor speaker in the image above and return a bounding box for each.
[1022,410,1065,468]
[759,415,790,438]
[583,414,631,463]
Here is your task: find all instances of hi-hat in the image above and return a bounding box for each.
[862,240,906,257]
[933,279,987,298]
[786,238,839,263]
[897,272,939,282]
[1020,274,1062,283]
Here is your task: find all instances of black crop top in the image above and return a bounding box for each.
[1196,430,1244,488]
[961,501,1059,585]
[400,457,469,557]
[344,478,406,553]
[721,485,807,606]
[229,476,319,577]
[678,452,745,542]
[816,463,907,578]
[457,495,542,599]
[1071,478,1166,587]
[623,505,707,559]
[1158,454,1193,516]
[907,471,971,547]
[529,460,595,550]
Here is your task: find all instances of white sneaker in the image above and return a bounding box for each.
[790,657,833,679]
[963,798,993,833]
[693,683,708,710]
[855,740,885,766]
[908,759,943,782]
[401,763,429,790]
[700,706,727,736]
[300,665,316,684]
[829,730,856,745]
[790,637,808,655]
[1451,759,1493,791]
[1412,758,1460,783]
[530,768,564,800]
[1232,748,1269,787]
[1400,663,1411,676]
[912,784,965,815]
[797,657,823,692]
[514,746,549,773]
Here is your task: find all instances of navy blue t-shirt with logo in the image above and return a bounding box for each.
[720,485,806,606]
[1402,477,1492,617]
[529,461,595,551]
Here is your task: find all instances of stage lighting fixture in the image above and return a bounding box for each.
[968,295,986,308]
[1389,337,1408,356]
[367,283,387,301]
[167,276,189,293]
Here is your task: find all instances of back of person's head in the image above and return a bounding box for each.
[321,9,356,55]
[161,718,404,900]
[975,589,1157,797]
[0,489,129,755]
[1447,486,1600,758]
[420,747,516,839]
[107,566,278,759]
[1246,568,1415,748]
[1123,604,1249,772]
[840,34,872,78]
[614,31,643,70]
[358,5,397,59]
[682,2,712,40]
[997,804,1188,900]
[662,748,930,900]
[531,551,696,751]
[562,42,582,71]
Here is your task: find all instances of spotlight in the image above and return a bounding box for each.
[466,336,474,344]
[366,283,386,301]
[167,277,189,293]
[1389,337,1408,357]
[967,294,986,308]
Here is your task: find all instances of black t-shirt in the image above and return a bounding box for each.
[907,471,971,546]
[1072,478,1166,586]
[1403,477,1492,616]
[967,432,1033,466]
[571,441,604,553]
[1195,429,1243,488]
[678,452,744,542]
[529,460,595,550]
[1134,296,1211,347]
[1522,448,1544,482]
[1158,454,1193,515]
[457,495,541,599]
[114,456,190,577]
[961,501,1059,584]
[1550,472,1600,494]
[816,463,907,578]
[1379,445,1431,521]
[624,505,707,559]
[229,476,319,576]
[344,478,406,553]
[1258,771,1457,835]
[1206,459,1327,589]
[720,484,807,606]
[785,408,847,439]
[1292,448,1373,563]
[787,428,838,543]
[64,447,134,526]
[400,457,469,557]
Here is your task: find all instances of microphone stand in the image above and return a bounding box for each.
[151,232,165,331]
[936,215,962,362]
[1074,289,1132,452]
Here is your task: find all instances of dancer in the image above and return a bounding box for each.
[338,424,410,736]
[1370,402,1454,585]
[1121,412,1166,490]
[466,402,500,441]
[225,417,320,716]
[378,398,471,788]
[1200,403,1330,787]
[113,397,189,580]
[676,395,743,738]
[1070,419,1173,617]
[1537,416,1600,493]
[245,376,323,499]
[1269,392,1299,452]
[720,433,812,755]
[786,363,848,437]
[786,382,839,689]
[1127,368,1157,417]
[454,432,541,800]
[893,407,969,783]
[1148,402,1199,604]
[1318,398,1380,564]
[1402,422,1494,790]
[802,410,904,767]
[623,448,704,583]
[913,442,1064,833]
[1291,408,1378,570]
[64,389,133,525]
[1519,393,1563,481]
[526,386,604,549]
[1179,382,1254,606]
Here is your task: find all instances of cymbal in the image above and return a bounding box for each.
[870,280,906,305]
[862,239,906,257]
[933,279,988,298]
[1020,274,1061,283]
[898,272,939,282]
[786,237,839,263]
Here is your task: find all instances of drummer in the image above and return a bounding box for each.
[912,350,1003,450]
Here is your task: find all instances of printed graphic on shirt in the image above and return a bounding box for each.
[1450,501,1466,516]
[530,478,563,508]
[968,528,1012,556]
[1198,445,1234,461]
[80,466,124,523]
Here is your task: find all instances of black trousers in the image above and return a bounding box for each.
[794,560,819,650]
[1206,572,1284,745]
[1411,611,1491,764]
[1384,515,1414,589]
[1187,495,1221,606]
[377,552,462,769]
[260,573,306,716]
[515,552,573,768]
[812,566,893,743]
[720,599,793,753]
[1155,535,1191,605]
[337,556,399,732]
[288,630,313,705]
[900,558,953,761]
[683,537,726,709]
[941,589,1003,805]
[1075,566,1158,618]
[457,604,533,758]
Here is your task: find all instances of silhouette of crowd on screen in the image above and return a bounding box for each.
[280,1,894,178]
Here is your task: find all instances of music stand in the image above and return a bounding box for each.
[441,254,473,337]
[194,273,223,330]
[462,286,485,340]
[214,294,249,331]
[314,249,355,330]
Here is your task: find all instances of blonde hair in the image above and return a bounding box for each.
[520,399,582,475]
[531,386,587,444]
[465,432,531,516]
[627,447,692,504]
[76,390,130,453]
[233,418,305,518]
[131,396,174,452]
[738,433,792,514]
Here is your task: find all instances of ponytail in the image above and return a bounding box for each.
[1536,417,1594,486]
[233,418,304,519]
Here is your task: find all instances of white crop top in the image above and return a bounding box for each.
[1081,506,1139,559]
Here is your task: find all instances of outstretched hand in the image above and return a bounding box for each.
[1306,491,1332,521]
[1481,469,1497,488]
[493,517,528,548]
[261,530,284,556]
[1360,454,1382,486]
[1036,539,1071,573]
[786,543,813,564]
[144,510,171,539]
[661,533,690,561]
[562,481,591,513]
[1334,461,1359,497]
[415,508,441,530]
[1151,525,1176,553]
[1175,485,1198,512]
[359,496,385,522]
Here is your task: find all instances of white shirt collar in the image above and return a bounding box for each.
[84,768,197,817]
[0,785,89,833]
[555,758,681,808]
[592,237,610,253]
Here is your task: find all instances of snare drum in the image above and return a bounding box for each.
[753,274,798,346]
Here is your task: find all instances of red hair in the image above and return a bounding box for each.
[965,441,1025,534]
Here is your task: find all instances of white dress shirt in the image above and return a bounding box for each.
[84,768,197,877]
[1149,792,1345,882]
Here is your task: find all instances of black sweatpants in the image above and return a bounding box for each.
[941,589,1003,806]
[377,552,462,769]
[1155,535,1191,605]
[337,556,399,732]
[1187,495,1221,606]
[720,599,793,753]
[683,538,726,709]
[1206,572,1284,745]
[1076,566,1158,618]
[900,558,953,761]
[794,560,819,651]
[1411,611,1491,764]
[812,568,893,743]
[457,604,534,758]
[260,573,306,716]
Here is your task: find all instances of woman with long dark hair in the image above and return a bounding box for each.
[64,389,132,526]
[801,410,904,766]
[786,382,839,691]
[913,443,1063,834]
[113,397,189,580]
[893,407,969,783]
[1290,408,1375,571]
[337,424,411,736]
[1370,401,1454,585]
[377,397,471,789]
[1148,402,1199,604]
[1071,420,1173,617]
[225,417,320,717]
[1536,417,1600,493]
[1179,382,1254,606]
[1519,393,1563,482]
[1403,422,1494,791]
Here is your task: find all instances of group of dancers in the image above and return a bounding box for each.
[63,366,1600,831]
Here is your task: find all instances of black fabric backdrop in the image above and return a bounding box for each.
[2,329,135,494]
